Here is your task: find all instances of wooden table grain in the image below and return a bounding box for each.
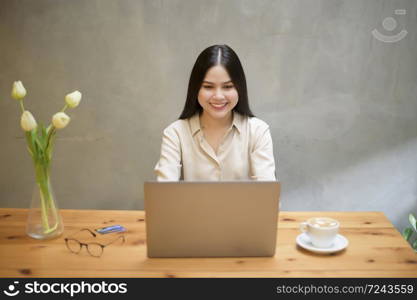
[0,208,416,278]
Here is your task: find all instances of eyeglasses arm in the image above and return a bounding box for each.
[67,228,97,238]
[104,235,125,246]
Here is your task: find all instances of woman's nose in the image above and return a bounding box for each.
[213,88,225,100]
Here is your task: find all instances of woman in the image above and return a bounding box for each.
[154,44,276,181]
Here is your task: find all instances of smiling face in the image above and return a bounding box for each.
[197,65,238,122]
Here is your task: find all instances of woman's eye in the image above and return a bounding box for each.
[224,85,234,89]
[203,85,213,89]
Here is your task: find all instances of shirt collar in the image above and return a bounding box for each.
[189,111,243,136]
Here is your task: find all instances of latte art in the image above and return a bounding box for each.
[308,217,338,228]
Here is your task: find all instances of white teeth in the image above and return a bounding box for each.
[211,103,227,108]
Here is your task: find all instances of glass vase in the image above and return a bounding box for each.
[26,162,63,240]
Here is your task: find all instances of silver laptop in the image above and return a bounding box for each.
[144,181,280,258]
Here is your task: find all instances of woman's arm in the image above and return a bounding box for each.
[154,126,182,181]
[250,125,276,181]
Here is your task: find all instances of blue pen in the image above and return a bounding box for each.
[95,225,126,234]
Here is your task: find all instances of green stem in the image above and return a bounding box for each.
[45,127,56,155]
[44,168,59,233]
[35,163,50,231]
[61,104,68,112]
[34,161,59,234]
[19,100,25,113]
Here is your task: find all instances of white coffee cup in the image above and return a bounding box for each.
[300,217,339,248]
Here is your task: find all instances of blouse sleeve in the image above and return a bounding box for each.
[250,125,277,181]
[154,126,182,181]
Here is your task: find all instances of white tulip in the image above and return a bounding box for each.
[52,112,71,129]
[20,111,37,131]
[65,90,82,108]
[11,81,27,100]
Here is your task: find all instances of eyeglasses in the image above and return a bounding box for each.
[64,228,125,257]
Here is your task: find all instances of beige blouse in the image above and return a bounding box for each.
[154,111,276,181]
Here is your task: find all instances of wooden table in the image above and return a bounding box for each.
[0,208,416,278]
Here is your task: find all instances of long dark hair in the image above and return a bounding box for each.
[179,44,254,119]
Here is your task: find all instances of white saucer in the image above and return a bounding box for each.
[296,233,349,254]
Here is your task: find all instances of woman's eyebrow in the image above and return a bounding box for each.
[202,80,233,84]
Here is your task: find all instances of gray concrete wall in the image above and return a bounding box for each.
[0,0,416,232]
